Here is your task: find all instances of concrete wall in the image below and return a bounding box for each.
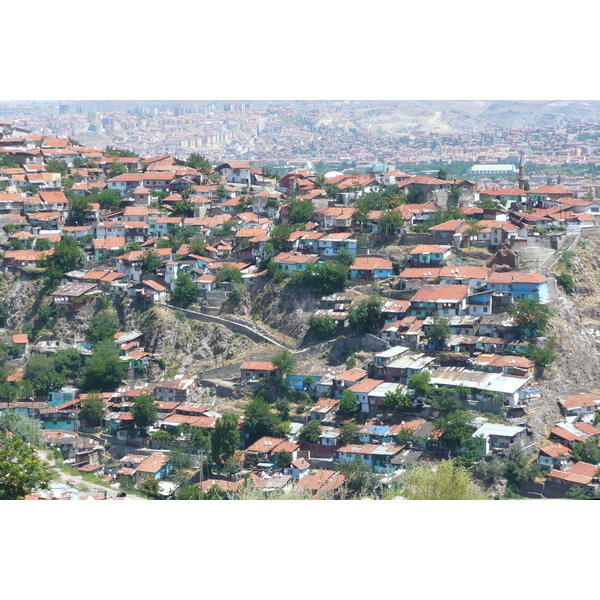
[158,303,288,348]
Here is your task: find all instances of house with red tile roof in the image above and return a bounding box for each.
[484,271,549,303]
[410,284,470,317]
[558,393,600,422]
[350,256,394,280]
[240,361,279,381]
[537,443,573,470]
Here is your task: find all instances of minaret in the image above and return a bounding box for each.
[517,151,527,190]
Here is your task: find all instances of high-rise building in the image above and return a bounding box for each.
[59,104,69,115]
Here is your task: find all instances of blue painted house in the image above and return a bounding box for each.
[351,257,394,280]
[287,374,322,392]
[486,272,549,304]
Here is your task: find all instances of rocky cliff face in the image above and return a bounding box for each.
[138,305,254,367]
[222,279,318,342]
[1,273,44,330]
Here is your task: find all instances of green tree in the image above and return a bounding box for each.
[556,273,575,295]
[384,387,412,412]
[0,300,8,326]
[109,160,126,178]
[336,455,379,496]
[81,340,126,391]
[525,337,557,376]
[88,310,120,344]
[170,200,194,217]
[138,475,159,498]
[339,422,360,444]
[571,439,600,464]
[211,413,240,464]
[427,316,451,351]
[565,485,596,499]
[171,271,198,307]
[24,354,66,396]
[338,389,360,417]
[379,210,405,235]
[299,419,321,443]
[272,349,296,378]
[188,238,208,256]
[510,298,553,338]
[141,250,162,275]
[408,371,432,399]
[435,411,476,455]
[270,224,292,253]
[187,153,212,175]
[0,410,44,447]
[216,265,243,284]
[326,184,340,200]
[288,198,315,224]
[332,245,355,267]
[309,314,337,339]
[437,168,447,180]
[348,295,382,334]
[69,196,91,225]
[275,398,291,421]
[399,459,488,500]
[46,159,68,178]
[151,430,173,443]
[290,260,350,295]
[80,393,104,426]
[42,235,85,288]
[131,393,158,436]
[0,432,54,500]
[35,238,52,251]
[90,188,121,210]
[275,450,292,469]
[244,397,280,444]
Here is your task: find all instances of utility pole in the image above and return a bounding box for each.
[30,387,35,448]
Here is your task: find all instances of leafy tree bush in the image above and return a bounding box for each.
[275,450,292,469]
[556,273,575,295]
[288,197,314,224]
[24,354,66,396]
[81,340,126,391]
[379,210,405,235]
[289,261,349,295]
[427,316,451,350]
[244,397,280,444]
[151,430,173,443]
[216,265,242,285]
[309,314,337,339]
[299,419,321,443]
[80,394,104,427]
[571,439,600,464]
[525,337,557,376]
[272,349,296,377]
[338,389,360,417]
[171,271,198,307]
[88,310,120,344]
[339,422,360,444]
[131,393,158,436]
[42,235,85,288]
[408,371,432,399]
[0,432,54,499]
[211,413,240,465]
[0,410,44,447]
[398,459,488,500]
[348,295,382,334]
[141,250,162,275]
[510,298,553,338]
[384,388,412,412]
[332,245,355,267]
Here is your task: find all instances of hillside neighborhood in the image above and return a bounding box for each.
[1,120,600,501]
